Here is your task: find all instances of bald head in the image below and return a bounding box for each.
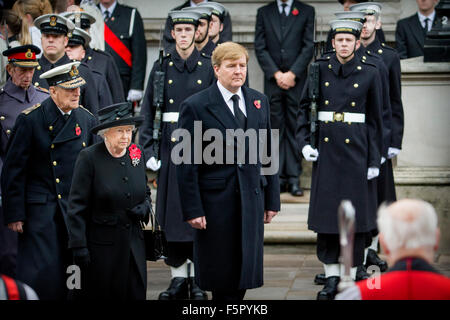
[377,199,439,263]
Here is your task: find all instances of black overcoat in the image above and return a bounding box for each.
[177,83,280,290]
[66,142,150,299]
[296,54,383,234]
[1,97,97,299]
[139,48,214,242]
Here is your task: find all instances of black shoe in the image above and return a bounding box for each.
[158,277,189,300]
[356,265,370,281]
[188,277,208,300]
[314,273,326,285]
[289,182,304,197]
[365,249,388,272]
[280,182,287,193]
[317,276,340,300]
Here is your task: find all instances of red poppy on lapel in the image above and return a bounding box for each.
[254,100,261,109]
[292,8,299,16]
[75,125,81,136]
[129,144,142,166]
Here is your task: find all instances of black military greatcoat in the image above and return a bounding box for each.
[139,48,214,243]
[177,83,281,291]
[66,142,150,300]
[32,54,99,116]
[0,80,49,278]
[296,54,383,234]
[82,47,125,103]
[0,97,97,299]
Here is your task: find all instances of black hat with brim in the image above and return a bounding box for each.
[3,44,41,68]
[91,102,145,135]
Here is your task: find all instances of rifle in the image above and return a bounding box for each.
[338,200,356,292]
[151,25,165,161]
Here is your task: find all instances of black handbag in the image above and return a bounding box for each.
[141,207,168,261]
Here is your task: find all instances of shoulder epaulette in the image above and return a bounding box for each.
[22,103,41,115]
[381,43,395,51]
[36,86,49,93]
[79,105,94,117]
[200,52,211,59]
[361,58,377,68]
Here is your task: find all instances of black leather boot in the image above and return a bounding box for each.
[158,277,189,300]
[365,248,388,272]
[188,277,208,300]
[317,276,340,300]
[356,265,370,281]
[314,273,326,285]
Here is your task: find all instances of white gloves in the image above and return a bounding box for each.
[127,89,143,102]
[146,157,161,171]
[387,147,400,159]
[302,145,319,162]
[381,157,386,164]
[367,167,380,180]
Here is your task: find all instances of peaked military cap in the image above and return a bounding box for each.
[61,10,96,30]
[181,6,213,21]
[169,10,202,26]
[334,11,366,24]
[91,102,144,135]
[330,19,363,37]
[40,61,86,89]
[67,27,91,47]
[197,2,227,21]
[34,14,75,35]
[350,2,382,15]
[2,44,41,68]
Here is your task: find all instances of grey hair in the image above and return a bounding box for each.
[97,128,109,138]
[377,200,438,252]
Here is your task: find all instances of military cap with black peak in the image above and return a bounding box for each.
[67,27,91,47]
[40,61,86,89]
[197,2,227,21]
[334,11,366,23]
[349,2,382,15]
[2,44,41,68]
[330,19,363,37]
[61,10,96,30]
[91,102,144,135]
[169,10,202,26]
[34,14,75,35]
[181,6,213,21]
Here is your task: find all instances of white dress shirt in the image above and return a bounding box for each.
[190,0,208,7]
[217,81,247,117]
[277,0,293,15]
[99,0,117,19]
[418,10,436,32]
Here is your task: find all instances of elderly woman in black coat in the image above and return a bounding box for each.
[66,102,151,300]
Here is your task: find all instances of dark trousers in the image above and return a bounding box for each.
[317,233,369,267]
[212,289,246,301]
[264,77,305,185]
[377,159,397,206]
[0,205,17,278]
[165,241,194,268]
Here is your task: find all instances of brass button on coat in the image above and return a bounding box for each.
[49,126,53,131]
[197,80,202,85]
[324,137,329,142]
[58,194,62,199]
[53,161,57,166]
[51,144,55,149]
[345,139,350,144]
[325,82,330,87]
[56,178,60,183]
[0,116,5,120]
[169,99,174,104]
[354,83,359,88]
[351,102,356,107]
[168,79,173,84]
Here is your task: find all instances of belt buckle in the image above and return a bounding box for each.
[333,112,344,122]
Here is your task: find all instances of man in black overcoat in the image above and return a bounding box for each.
[177,42,280,301]
[1,62,97,300]
[255,0,315,196]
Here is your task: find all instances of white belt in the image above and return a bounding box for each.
[318,111,365,123]
[162,112,179,123]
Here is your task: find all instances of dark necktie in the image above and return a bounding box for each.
[104,10,110,21]
[63,114,70,122]
[423,18,430,36]
[231,94,246,129]
[281,3,288,18]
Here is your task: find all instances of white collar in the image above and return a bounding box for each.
[417,10,435,23]
[99,1,117,15]
[217,80,243,103]
[190,0,208,7]
[57,107,72,116]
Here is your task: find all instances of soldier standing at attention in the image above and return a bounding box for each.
[1,62,97,300]
[182,6,216,56]
[32,13,99,116]
[98,0,147,104]
[139,10,215,300]
[0,45,49,278]
[351,1,404,273]
[296,19,383,300]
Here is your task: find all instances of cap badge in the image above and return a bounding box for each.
[69,65,79,77]
[50,16,57,27]
[25,49,33,59]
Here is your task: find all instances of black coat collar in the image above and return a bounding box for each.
[42,98,82,144]
[171,47,200,73]
[330,53,358,78]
